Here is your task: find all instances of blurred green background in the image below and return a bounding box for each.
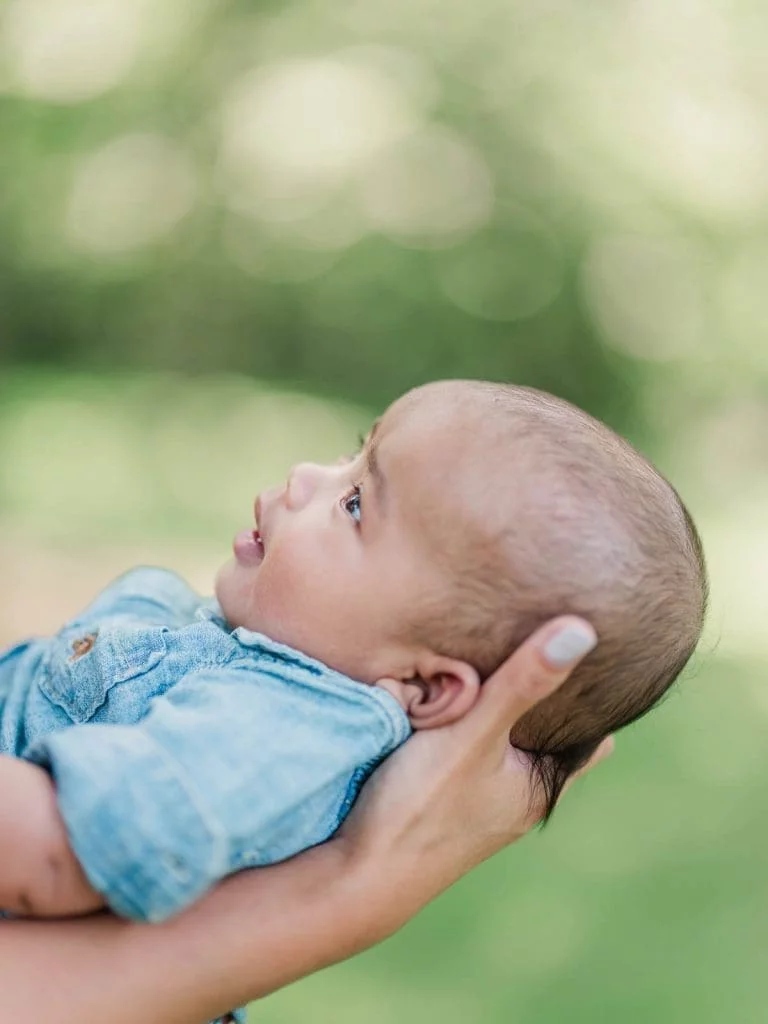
[1,0,767,1021]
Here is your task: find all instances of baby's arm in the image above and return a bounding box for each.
[0,755,104,917]
[24,666,406,922]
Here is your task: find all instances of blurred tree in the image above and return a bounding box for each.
[2,0,765,440]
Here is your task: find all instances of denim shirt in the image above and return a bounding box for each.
[0,567,411,927]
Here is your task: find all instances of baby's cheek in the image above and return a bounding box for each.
[256,540,323,621]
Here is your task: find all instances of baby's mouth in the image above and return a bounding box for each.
[233,528,265,567]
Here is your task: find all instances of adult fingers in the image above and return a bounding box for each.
[469,616,598,742]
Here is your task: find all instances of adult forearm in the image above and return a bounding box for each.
[0,838,420,1024]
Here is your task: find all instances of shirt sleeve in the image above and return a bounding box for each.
[63,566,204,631]
[26,666,409,922]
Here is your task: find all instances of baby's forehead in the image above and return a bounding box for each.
[379,391,523,539]
[383,380,622,477]
[376,381,685,598]
[382,381,491,445]
[379,392,481,476]
[379,383,622,532]
[386,380,477,417]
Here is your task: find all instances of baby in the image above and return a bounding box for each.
[0,380,707,927]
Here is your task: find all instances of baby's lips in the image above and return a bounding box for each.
[233,529,265,567]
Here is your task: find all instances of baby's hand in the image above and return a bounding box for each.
[0,755,104,917]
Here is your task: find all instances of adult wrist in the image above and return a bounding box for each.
[336,834,455,945]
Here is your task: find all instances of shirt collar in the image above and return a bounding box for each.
[194,598,230,631]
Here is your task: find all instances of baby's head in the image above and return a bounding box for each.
[216,380,707,815]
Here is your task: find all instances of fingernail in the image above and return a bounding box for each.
[543,622,597,667]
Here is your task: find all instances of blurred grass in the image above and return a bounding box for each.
[0,371,765,1023]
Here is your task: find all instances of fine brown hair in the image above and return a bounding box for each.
[407,382,708,819]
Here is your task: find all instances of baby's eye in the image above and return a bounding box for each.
[341,485,362,525]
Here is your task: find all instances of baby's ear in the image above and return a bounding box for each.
[407,655,481,730]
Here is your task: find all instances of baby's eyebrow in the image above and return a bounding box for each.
[365,420,386,513]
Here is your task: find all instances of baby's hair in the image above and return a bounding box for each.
[403,381,708,819]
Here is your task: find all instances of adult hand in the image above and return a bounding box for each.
[339,616,611,916]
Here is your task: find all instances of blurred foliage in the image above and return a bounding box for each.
[3,0,768,442]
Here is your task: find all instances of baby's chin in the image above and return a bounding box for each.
[213,559,262,632]
[213,556,237,599]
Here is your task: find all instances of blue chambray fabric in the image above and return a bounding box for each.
[0,567,411,1023]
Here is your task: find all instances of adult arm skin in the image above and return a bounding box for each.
[0,617,609,1024]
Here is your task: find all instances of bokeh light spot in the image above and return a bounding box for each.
[717,242,768,370]
[218,57,419,222]
[2,0,147,103]
[359,126,494,248]
[435,221,563,321]
[224,218,340,283]
[65,134,197,254]
[581,233,709,362]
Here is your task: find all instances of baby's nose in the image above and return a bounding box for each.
[286,461,328,509]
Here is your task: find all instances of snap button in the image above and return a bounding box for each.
[69,632,98,661]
